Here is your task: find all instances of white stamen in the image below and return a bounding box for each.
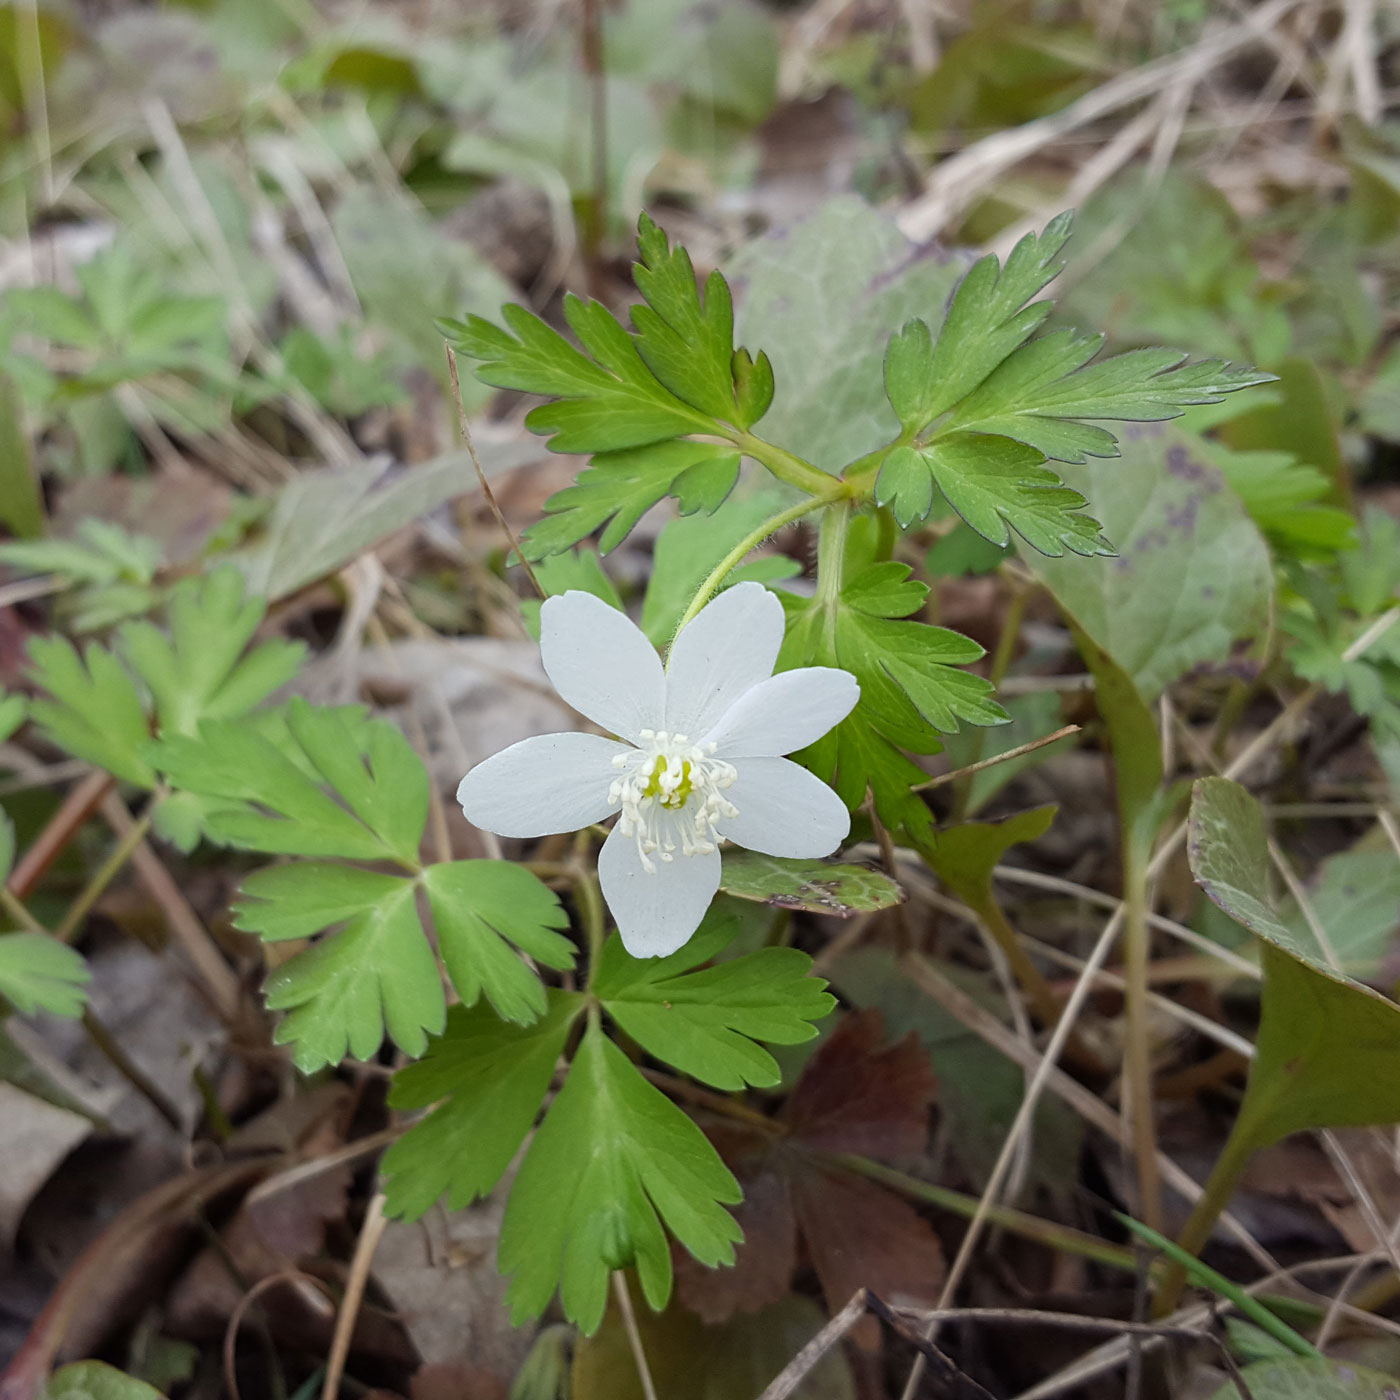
[605,728,738,874]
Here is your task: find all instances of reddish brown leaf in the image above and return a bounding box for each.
[789,1162,945,1350]
[783,1009,937,1158]
[675,1137,796,1324]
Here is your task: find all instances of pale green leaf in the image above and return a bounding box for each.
[26,636,154,786]
[718,850,904,916]
[119,566,304,737]
[0,932,90,1018]
[1023,424,1274,701]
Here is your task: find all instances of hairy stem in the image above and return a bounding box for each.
[671,492,839,638]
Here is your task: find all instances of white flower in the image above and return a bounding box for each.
[457,583,859,958]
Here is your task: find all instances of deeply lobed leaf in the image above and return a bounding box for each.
[383,995,585,1219]
[499,1021,743,1333]
[594,916,835,1091]
[0,932,90,1018]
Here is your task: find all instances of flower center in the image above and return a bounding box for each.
[607,729,738,873]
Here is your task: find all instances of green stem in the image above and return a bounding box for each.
[1,885,48,936]
[671,491,839,638]
[574,859,607,982]
[1122,839,1163,1233]
[54,808,153,944]
[732,431,843,498]
[833,1154,1142,1276]
[1153,1124,1259,1317]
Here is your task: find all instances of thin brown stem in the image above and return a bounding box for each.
[444,345,546,600]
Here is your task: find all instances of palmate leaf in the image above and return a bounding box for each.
[884,213,1073,435]
[119,567,305,737]
[499,1021,743,1334]
[0,933,90,1018]
[382,994,585,1219]
[593,915,835,1091]
[447,214,767,456]
[520,440,741,560]
[149,699,427,865]
[944,331,1277,462]
[234,857,572,1068]
[780,562,1006,838]
[26,636,154,786]
[877,435,1112,555]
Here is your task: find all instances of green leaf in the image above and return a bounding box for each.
[500,1021,742,1333]
[1117,1215,1318,1360]
[907,212,1073,431]
[1023,424,1274,702]
[1205,445,1354,557]
[631,212,770,427]
[521,546,623,639]
[43,1360,167,1400]
[883,318,934,435]
[639,490,800,646]
[728,198,969,470]
[423,860,575,1025]
[149,699,427,864]
[1281,845,1400,981]
[450,215,765,458]
[944,331,1275,462]
[872,445,934,528]
[1189,777,1400,1149]
[520,440,740,559]
[1207,1358,1400,1400]
[0,689,25,744]
[262,879,443,1070]
[0,932,90,1018]
[779,560,1006,838]
[26,636,155,786]
[718,850,905,916]
[593,917,835,1090]
[233,863,409,942]
[914,434,1111,557]
[0,372,42,538]
[119,567,304,737]
[228,447,535,602]
[0,810,12,884]
[382,993,585,1219]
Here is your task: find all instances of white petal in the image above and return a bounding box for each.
[598,821,721,958]
[540,592,665,743]
[702,667,859,758]
[716,757,851,858]
[662,581,785,740]
[457,732,626,838]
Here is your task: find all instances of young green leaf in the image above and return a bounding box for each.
[0,933,90,1018]
[520,440,740,560]
[500,1020,743,1333]
[423,861,574,1025]
[150,699,427,865]
[873,444,935,528]
[902,213,1073,432]
[918,435,1111,557]
[383,993,585,1219]
[943,332,1276,463]
[779,561,1006,837]
[26,636,155,786]
[262,879,443,1070]
[631,212,771,427]
[449,215,768,461]
[119,567,304,737]
[593,918,835,1090]
[0,690,25,745]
